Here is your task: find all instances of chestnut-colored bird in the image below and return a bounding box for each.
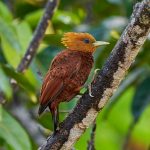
[38,32,109,132]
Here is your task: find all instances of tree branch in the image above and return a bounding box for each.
[17,0,58,73]
[39,0,150,149]
[0,0,58,145]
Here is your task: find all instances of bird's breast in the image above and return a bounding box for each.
[66,52,94,88]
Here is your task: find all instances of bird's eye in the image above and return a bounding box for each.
[83,39,90,44]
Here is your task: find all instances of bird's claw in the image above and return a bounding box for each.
[94,68,100,74]
[93,68,100,82]
[87,69,100,97]
[88,85,94,97]
[89,92,94,97]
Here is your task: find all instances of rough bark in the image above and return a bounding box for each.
[39,0,150,150]
[17,0,58,72]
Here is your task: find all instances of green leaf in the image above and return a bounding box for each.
[111,68,148,103]
[25,9,43,28]
[0,66,12,99]
[36,46,61,73]
[0,17,22,68]
[38,113,53,130]
[107,0,122,5]
[131,75,150,122]
[1,64,35,94]
[24,67,41,89]
[14,21,32,53]
[43,34,63,47]
[0,108,31,150]
[53,10,83,25]
[0,2,13,21]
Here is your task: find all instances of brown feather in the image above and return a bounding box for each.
[38,32,109,133]
[39,50,85,114]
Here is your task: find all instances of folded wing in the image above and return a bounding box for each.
[39,52,81,115]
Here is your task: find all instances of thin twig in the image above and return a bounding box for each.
[0,0,58,145]
[39,1,150,149]
[17,0,58,73]
[87,120,96,150]
[13,0,58,144]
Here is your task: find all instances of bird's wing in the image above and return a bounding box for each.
[39,52,81,114]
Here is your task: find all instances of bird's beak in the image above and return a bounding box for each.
[93,41,110,47]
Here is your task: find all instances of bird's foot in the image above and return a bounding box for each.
[79,84,94,97]
[88,68,100,97]
[88,84,94,97]
[93,68,100,83]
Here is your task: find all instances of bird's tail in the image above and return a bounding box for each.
[38,104,47,116]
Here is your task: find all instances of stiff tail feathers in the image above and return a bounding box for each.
[38,104,48,116]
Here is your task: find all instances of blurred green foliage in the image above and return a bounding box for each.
[0,107,31,150]
[0,0,150,150]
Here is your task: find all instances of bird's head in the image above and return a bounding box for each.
[61,32,109,53]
